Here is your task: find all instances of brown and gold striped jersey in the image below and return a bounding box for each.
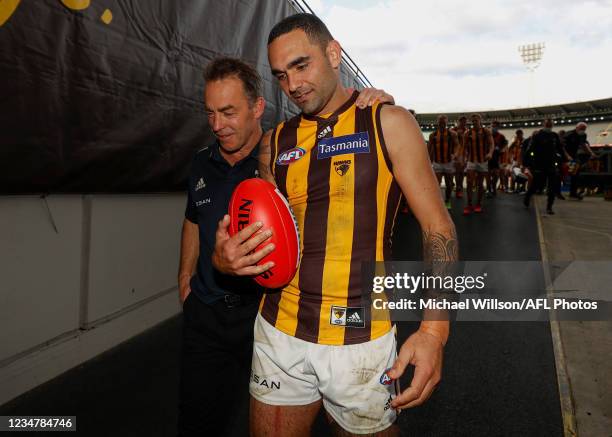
[429,128,454,163]
[260,91,401,345]
[465,127,490,163]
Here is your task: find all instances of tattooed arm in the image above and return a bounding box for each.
[423,227,459,264]
[421,227,458,342]
[380,104,458,410]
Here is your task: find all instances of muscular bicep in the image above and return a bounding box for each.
[258,129,276,185]
[380,106,451,232]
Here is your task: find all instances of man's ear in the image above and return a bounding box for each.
[253,96,265,120]
[326,40,342,70]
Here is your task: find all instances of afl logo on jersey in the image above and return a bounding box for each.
[276,147,305,165]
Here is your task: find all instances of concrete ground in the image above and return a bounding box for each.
[4,192,611,436]
[535,195,612,437]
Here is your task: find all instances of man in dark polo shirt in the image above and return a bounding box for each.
[177,58,273,437]
[523,118,569,214]
[177,57,395,436]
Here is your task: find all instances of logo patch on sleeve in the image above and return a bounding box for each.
[330,306,365,328]
[317,132,370,159]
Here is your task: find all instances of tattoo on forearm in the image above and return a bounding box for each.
[423,227,459,263]
[422,227,459,303]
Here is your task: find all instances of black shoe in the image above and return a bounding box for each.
[547,208,555,215]
[556,194,565,200]
[523,197,530,208]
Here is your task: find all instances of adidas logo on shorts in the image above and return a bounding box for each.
[330,306,365,328]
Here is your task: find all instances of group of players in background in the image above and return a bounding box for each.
[426,114,596,215]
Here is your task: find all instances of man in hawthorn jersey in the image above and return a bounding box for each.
[463,114,493,215]
[428,115,459,209]
[214,13,456,437]
[180,56,393,436]
[451,115,468,198]
[486,120,508,196]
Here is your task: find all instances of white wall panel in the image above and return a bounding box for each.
[85,195,185,323]
[0,196,82,362]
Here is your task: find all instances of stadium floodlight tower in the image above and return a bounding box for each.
[518,42,545,107]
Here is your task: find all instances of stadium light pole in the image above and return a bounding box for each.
[518,42,545,107]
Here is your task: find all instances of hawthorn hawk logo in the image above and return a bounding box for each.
[334,159,351,176]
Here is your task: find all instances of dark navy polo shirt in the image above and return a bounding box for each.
[185,141,262,304]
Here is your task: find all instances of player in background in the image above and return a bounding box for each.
[521,130,541,194]
[486,120,508,196]
[451,115,468,198]
[428,115,459,209]
[463,114,493,215]
[508,129,525,193]
[498,137,511,192]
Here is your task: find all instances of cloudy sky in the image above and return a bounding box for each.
[306,0,612,113]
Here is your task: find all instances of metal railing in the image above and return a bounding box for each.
[287,0,373,89]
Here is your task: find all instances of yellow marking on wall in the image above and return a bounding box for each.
[60,0,90,11]
[100,8,112,24]
[0,0,21,27]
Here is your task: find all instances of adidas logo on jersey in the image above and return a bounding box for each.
[195,178,206,191]
[347,312,361,323]
[329,306,365,328]
[317,125,332,139]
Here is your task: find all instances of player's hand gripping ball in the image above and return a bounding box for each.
[228,178,300,288]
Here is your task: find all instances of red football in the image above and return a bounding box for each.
[228,178,300,288]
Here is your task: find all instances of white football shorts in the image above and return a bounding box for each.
[249,313,398,434]
[466,161,489,173]
[432,161,456,174]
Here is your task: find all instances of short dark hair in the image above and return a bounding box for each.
[516,129,524,135]
[268,13,333,50]
[204,57,262,105]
